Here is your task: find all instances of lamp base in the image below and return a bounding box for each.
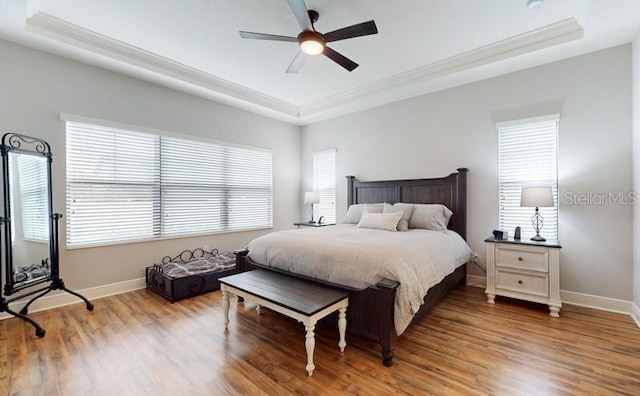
[308,203,316,224]
[530,208,546,242]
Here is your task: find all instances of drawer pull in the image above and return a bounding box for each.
[518,280,523,285]
[518,257,523,261]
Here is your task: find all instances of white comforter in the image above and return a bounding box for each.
[247,225,472,335]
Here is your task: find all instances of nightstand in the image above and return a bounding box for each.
[293,222,335,228]
[485,237,562,317]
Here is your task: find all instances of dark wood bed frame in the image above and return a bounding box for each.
[235,167,468,366]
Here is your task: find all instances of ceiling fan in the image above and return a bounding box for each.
[239,0,378,73]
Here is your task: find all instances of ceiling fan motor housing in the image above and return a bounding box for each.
[298,30,325,45]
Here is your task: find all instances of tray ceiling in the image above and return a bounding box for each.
[1,0,639,124]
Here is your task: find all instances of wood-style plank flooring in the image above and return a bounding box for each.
[1,286,639,395]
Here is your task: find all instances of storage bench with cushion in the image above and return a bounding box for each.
[146,248,237,301]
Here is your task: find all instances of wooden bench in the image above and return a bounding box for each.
[219,270,349,376]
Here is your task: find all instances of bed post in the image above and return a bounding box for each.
[455,168,468,241]
[375,279,399,367]
[346,175,356,206]
[234,249,250,272]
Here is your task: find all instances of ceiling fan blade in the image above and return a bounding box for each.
[239,31,298,42]
[286,50,308,73]
[323,46,358,72]
[324,20,378,42]
[287,0,313,31]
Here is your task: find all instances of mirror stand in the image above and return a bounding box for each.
[1,133,93,338]
[0,214,49,336]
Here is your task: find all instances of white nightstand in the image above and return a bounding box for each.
[485,236,562,317]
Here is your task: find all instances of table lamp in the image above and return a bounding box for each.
[520,186,554,242]
[304,192,321,224]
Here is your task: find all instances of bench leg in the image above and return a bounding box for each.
[338,307,347,352]
[222,288,230,330]
[305,324,316,376]
[256,304,261,315]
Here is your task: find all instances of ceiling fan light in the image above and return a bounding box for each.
[298,31,325,56]
[300,38,324,55]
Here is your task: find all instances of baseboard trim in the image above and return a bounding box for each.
[560,290,631,315]
[465,275,636,320]
[1,277,146,321]
[632,303,640,328]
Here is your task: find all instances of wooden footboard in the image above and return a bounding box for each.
[234,249,467,366]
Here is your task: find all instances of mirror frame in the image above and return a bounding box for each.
[1,133,54,295]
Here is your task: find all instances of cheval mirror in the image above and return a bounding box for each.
[0,132,92,337]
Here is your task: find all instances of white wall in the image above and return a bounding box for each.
[633,34,640,311]
[1,37,634,305]
[302,45,633,301]
[0,39,301,291]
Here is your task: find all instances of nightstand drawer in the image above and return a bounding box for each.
[496,269,549,297]
[496,245,548,272]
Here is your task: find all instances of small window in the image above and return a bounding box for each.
[497,115,559,240]
[65,118,273,247]
[312,149,336,224]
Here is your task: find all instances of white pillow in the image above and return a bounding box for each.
[409,204,453,231]
[363,203,384,214]
[357,211,403,232]
[343,204,365,224]
[382,203,414,231]
[343,203,384,224]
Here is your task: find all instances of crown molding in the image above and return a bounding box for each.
[25,12,301,123]
[25,13,582,125]
[298,18,583,120]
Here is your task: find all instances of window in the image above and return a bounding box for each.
[312,149,336,224]
[497,115,559,240]
[65,119,272,247]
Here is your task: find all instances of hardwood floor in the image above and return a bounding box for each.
[1,286,639,395]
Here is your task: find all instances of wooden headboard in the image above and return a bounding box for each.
[346,168,468,240]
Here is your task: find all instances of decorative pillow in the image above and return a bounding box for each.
[382,203,414,231]
[343,204,365,224]
[363,203,384,214]
[356,211,402,232]
[409,204,453,231]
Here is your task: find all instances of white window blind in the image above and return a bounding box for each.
[312,149,336,224]
[15,155,50,242]
[160,136,273,234]
[66,120,272,247]
[498,115,559,240]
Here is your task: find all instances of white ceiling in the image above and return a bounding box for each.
[1,0,639,124]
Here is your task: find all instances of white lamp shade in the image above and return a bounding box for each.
[520,186,554,207]
[304,191,321,204]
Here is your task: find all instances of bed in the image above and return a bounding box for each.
[235,168,469,366]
